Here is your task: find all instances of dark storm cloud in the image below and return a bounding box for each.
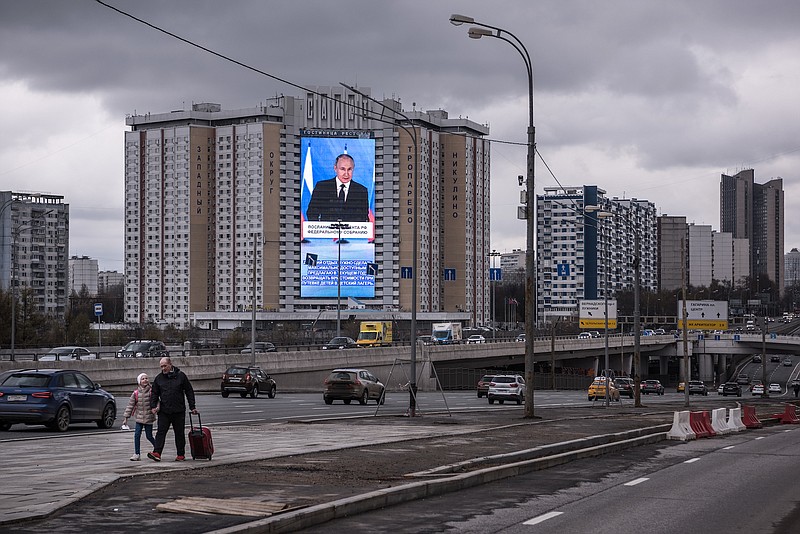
[1,0,799,262]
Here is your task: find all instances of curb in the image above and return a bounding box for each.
[207,427,670,534]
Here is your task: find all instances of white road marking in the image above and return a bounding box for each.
[624,477,649,486]
[523,511,563,525]
[684,458,700,464]
[755,436,765,440]
[722,445,735,450]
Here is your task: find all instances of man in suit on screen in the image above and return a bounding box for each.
[306,153,370,222]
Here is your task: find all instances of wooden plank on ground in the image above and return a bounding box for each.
[156,496,289,517]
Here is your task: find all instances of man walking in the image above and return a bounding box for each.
[148,357,197,462]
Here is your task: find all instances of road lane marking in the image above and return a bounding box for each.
[523,511,563,525]
[755,436,765,440]
[624,477,649,486]
[722,446,735,450]
[240,410,263,414]
[684,458,700,463]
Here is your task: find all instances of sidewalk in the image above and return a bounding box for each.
[0,415,491,525]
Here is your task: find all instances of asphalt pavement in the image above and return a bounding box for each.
[0,397,790,533]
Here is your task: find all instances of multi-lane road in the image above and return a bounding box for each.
[3,384,793,437]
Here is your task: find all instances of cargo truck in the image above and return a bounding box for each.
[356,321,393,347]
[431,322,462,344]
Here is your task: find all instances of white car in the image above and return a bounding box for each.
[38,346,97,361]
[768,383,782,394]
[487,374,526,405]
[466,335,486,344]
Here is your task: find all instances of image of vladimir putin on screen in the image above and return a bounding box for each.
[306,153,370,222]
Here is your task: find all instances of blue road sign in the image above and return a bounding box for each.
[557,263,570,276]
[444,268,456,281]
[401,267,413,279]
[94,303,103,317]
[489,268,502,281]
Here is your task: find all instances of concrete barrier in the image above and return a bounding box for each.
[0,348,440,396]
[666,411,696,441]
[741,404,763,429]
[726,407,746,432]
[772,403,800,424]
[710,408,731,435]
[689,411,715,438]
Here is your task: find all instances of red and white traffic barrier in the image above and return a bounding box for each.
[667,410,696,441]
[710,408,731,435]
[772,403,800,424]
[726,407,746,432]
[741,404,763,429]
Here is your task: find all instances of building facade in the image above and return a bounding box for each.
[98,270,125,295]
[68,255,98,296]
[123,88,490,328]
[0,191,69,317]
[720,169,784,292]
[536,186,657,323]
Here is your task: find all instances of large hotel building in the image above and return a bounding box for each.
[123,87,491,330]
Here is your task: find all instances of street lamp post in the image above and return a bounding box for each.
[587,205,642,407]
[489,250,500,339]
[340,83,421,417]
[330,220,350,338]
[250,234,258,367]
[450,13,537,418]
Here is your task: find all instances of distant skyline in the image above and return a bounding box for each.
[2,1,798,271]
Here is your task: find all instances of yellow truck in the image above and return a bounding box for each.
[356,321,393,347]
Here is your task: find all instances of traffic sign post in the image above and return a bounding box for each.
[94,303,104,348]
[579,299,617,329]
[677,300,728,330]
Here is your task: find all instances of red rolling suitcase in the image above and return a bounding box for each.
[188,412,214,460]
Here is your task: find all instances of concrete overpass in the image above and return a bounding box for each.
[3,333,800,394]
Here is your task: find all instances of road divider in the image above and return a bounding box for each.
[771,403,800,424]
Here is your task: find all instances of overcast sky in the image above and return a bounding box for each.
[2,0,799,272]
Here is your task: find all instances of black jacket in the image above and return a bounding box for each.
[151,366,196,414]
[306,178,370,222]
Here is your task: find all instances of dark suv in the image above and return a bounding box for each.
[614,377,635,398]
[323,368,385,405]
[721,382,743,397]
[221,366,276,399]
[116,340,169,358]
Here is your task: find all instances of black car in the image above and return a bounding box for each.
[0,369,116,432]
[116,340,169,358]
[220,366,277,399]
[641,379,665,395]
[614,378,635,398]
[322,337,358,350]
[722,382,742,397]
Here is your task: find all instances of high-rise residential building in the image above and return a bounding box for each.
[785,248,800,289]
[720,169,784,292]
[0,191,69,316]
[688,224,713,287]
[68,255,98,296]
[536,186,657,323]
[657,215,687,292]
[98,270,125,295]
[123,88,490,328]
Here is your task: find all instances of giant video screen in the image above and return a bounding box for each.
[300,135,376,298]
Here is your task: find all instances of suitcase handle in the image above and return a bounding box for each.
[189,411,202,431]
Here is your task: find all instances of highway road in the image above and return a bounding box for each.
[301,420,800,533]
[1,386,782,437]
